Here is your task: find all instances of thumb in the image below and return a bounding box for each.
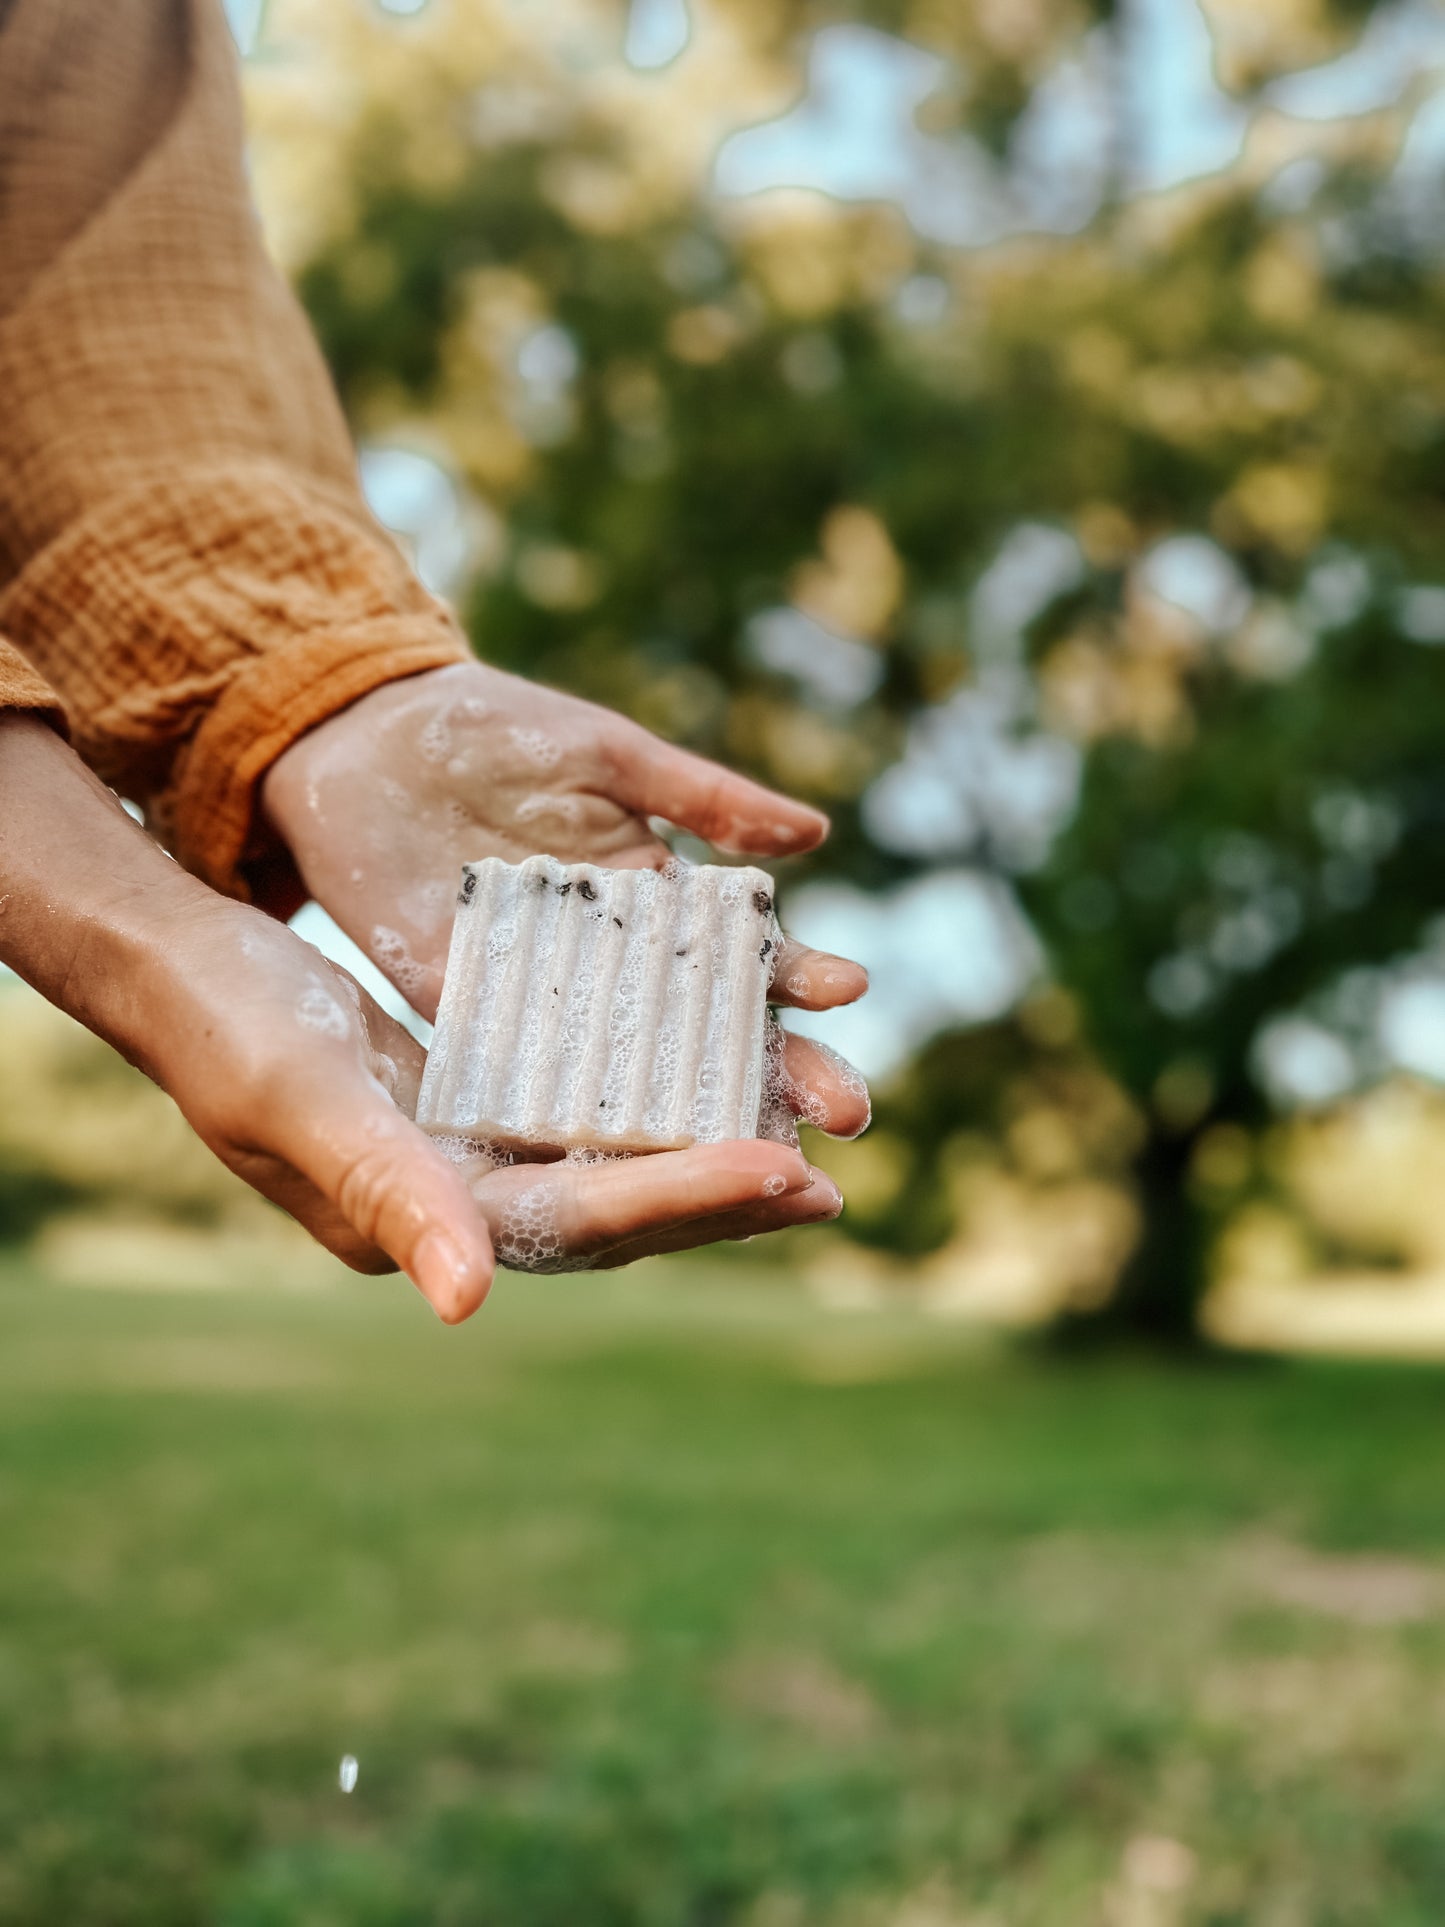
[603,721,829,856]
[273,1069,495,1323]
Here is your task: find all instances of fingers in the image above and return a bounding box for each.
[480,1140,818,1269]
[769,938,868,1010]
[603,724,829,857]
[775,1032,872,1140]
[592,1169,844,1266]
[269,1070,495,1322]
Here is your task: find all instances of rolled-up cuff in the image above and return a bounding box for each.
[0,461,470,908]
[0,636,68,736]
[169,622,468,909]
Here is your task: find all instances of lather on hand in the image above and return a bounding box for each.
[0,716,851,1321]
[262,660,872,1129]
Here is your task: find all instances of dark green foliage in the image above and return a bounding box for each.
[288,1,1445,1335]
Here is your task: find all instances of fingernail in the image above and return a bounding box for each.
[823,965,867,991]
[411,1231,482,1322]
[808,1175,844,1219]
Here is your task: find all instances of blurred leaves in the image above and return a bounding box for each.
[263,0,1445,1336]
[14,0,1445,1340]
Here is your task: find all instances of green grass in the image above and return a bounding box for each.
[5,1257,1445,1924]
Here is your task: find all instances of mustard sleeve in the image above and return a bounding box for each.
[0,0,469,908]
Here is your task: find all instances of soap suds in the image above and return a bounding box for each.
[807,1039,871,1136]
[515,792,583,825]
[433,1132,507,1173]
[508,726,562,769]
[371,925,432,999]
[757,1022,869,1144]
[493,1178,589,1274]
[418,715,452,764]
[296,985,351,1039]
[758,1020,801,1148]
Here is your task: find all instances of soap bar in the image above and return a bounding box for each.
[416,855,778,1154]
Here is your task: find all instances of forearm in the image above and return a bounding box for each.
[0,714,204,1069]
[0,0,467,910]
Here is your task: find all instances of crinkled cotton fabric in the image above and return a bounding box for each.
[0,0,469,911]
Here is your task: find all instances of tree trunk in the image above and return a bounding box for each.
[1054,1126,1211,1349]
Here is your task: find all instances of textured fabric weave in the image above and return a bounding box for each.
[0,0,469,906]
[0,637,67,728]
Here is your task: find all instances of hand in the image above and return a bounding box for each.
[261,660,872,1154]
[0,715,492,1319]
[0,716,860,1309]
[262,661,864,1023]
[139,897,855,1292]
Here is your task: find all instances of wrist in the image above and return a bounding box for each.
[0,714,215,1065]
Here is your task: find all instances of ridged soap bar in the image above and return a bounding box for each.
[417,855,778,1154]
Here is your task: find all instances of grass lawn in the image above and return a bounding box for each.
[4,1256,1445,1925]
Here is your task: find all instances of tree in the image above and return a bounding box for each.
[253,0,1445,1338]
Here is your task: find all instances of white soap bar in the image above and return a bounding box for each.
[417,855,779,1154]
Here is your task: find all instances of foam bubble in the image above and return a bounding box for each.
[493,1178,589,1273]
[419,715,452,764]
[762,1032,870,1141]
[371,925,432,998]
[514,792,584,825]
[761,1172,788,1197]
[339,1756,359,1794]
[296,986,351,1039]
[508,726,562,769]
[806,1038,871,1137]
[432,1132,507,1172]
[757,1019,801,1148]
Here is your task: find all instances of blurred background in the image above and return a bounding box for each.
[8,0,1445,1918]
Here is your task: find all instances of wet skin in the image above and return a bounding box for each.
[0,716,859,1318]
